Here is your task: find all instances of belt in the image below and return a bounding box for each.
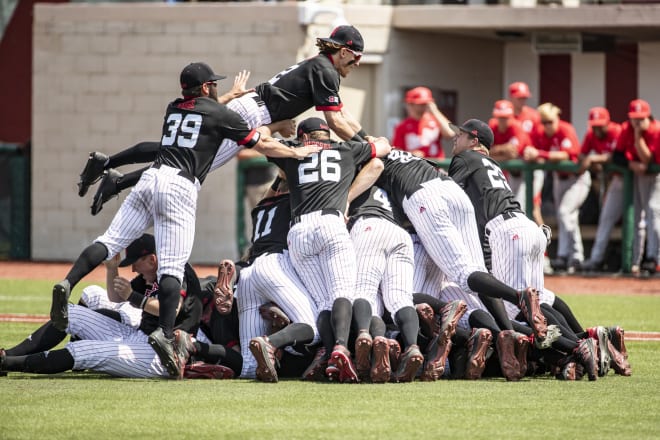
[347,214,381,231]
[291,209,340,226]
[152,163,196,184]
[251,94,266,107]
[502,211,517,221]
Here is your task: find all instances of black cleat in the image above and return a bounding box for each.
[148,328,182,379]
[91,169,123,216]
[50,280,71,331]
[78,152,108,197]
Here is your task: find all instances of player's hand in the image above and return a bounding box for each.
[104,253,121,269]
[230,70,255,98]
[522,146,539,162]
[112,276,132,301]
[294,144,322,159]
[275,119,296,138]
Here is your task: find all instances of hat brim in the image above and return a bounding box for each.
[317,37,363,55]
[628,111,649,119]
[493,110,513,118]
[209,74,227,81]
[588,118,609,126]
[118,256,136,268]
[510,91,530,99]
[449,123,470,136]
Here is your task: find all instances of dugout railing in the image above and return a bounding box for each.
[236,156,660,273]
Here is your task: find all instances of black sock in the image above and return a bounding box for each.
[158,275,181,339]
[511,321,533,336]
[65,242,108,288]
[394,306,420,348]
[351,298,372,333]
[316,310,335,355]
[5,349,75,374]
[552,296,584,334]
[467,271,519,304]
[108,141,159,167]
[331,298,352,347]
[369,316,386,338]
[269,323,314,348]
[5,322,66,356]
[452,327,471,347]
[478,295,513,331]
[541,304,579,342]
[195,342,243,375]
[468,309,501,338]
[412,292,447,314]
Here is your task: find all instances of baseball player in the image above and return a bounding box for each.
[345,185,424,382]
[578,107,623,271]
[391,86,455,159]
[50,62,321,379]
[2,234,201,379]
[508,81,540,135]
[615,99,660,274]
[267,117,392,383]
[235,179,321,383]
[526,103,588,273]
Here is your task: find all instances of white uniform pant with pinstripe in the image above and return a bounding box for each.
[411,234,445,298]
[96,166,199,284]
[402,178,486,294]
[236,250,320,378]
[64,304,168,378]
[287,211,357,312]
[350,216,415,321]
[80,284,142,328]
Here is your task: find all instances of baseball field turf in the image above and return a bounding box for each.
[1,278,658,439]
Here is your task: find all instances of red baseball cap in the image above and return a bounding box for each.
[509,81,531,99]
[628,99,651,119]
[405,87,434,105]
[492,100,514,118]
[588,107,610,126]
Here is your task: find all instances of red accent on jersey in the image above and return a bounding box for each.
[176,99,196,110]
[315,104,343,112]
[391,113,444,158]
[531,120,581,163]
[616,120,660,162]
[369,142,376,158]
[580,122,622,155]
[513,106,540,134]
[237,129,259,146]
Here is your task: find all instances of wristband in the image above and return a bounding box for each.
[128,291,146,309]
[357,129,368,138]
[140,296,148,309]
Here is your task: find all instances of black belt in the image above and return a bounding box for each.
[502,211,517,221]
[152,163,196,184]
[251,95,266,107]
[291,209,340,226]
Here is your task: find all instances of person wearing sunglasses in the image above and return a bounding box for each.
[524,103,586,274]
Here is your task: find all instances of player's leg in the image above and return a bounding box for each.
[2,348,74,374]
[557,173,591,267]
[3,322,66,356]
[67,340,170,378]
[585,175,623,268]
[236,265,269,379]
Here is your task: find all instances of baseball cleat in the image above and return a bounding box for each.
[354,331,373,381]
[326,344,359,383]
[438,300,468,340]
[78,151,108,197]
[50,280,71,331]
[249,336,279,383]
[555,357,584,381]
[258,302,291,334]
[388,338,401,374]
[370,336,391,384]
[465,328,493,380]
[496,330,521,381]
[608,326,628,359]
[91,168,123,216]
[513,332,530,379]
[214,260,236,314]
[174,329,196,375]
[574,338,599,381]
[302,347,328,381]
[421,334,452,381]
[415,303,436,338]
[393,344,424,383]
[606,339,631,376]
[518,287,547,340]
[0,348,7,376]
[149,327,182,379]
[594,326,611,377]
[183,361,235,379]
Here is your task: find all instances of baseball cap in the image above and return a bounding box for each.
[119,233,156,267]
[317,25,364,54]
[588,107,610,126]
[450,119,494,149]
[297,117,331,137]
[509,81,531,99]
[180,62,226,90]
[492,100,514,118]
[628,99,651,119]
[405,87,434,105]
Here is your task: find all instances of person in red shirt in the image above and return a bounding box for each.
[391,86,455,158]
[579,107,623,271]
[509,81,541,135]
[615,99,660,274]
[524,103,589,273]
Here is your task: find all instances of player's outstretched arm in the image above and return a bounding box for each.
[104,254,123,303]
[324,109,364,141]
[218,70,255,105]
[348,157,384,204]
[253,131,321,159]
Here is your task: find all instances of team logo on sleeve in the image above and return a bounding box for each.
[328,96,339,103]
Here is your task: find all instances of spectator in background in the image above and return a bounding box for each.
[579,107,623,272]
[525,103,588,273]
[391,86,455,158]
[508,81,540,135]
[615,99,660,275]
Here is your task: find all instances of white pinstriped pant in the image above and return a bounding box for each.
[411,234,445,298]
[97,166,199,284]
[80,285,142,328]
[402,178,486,294]
[236,250,320,378]
[64,304,168,378]
[287,211,357,312]
[350,216,415,320]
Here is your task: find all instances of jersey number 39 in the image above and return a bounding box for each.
[162,113,202,148]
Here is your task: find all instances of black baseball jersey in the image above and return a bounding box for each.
[448,150,522,245]
[156,96,260,184]
[269,140,375,216]
[135,263,203,336]
[247,193,292,261]
[255,54,342,122]
[376,149,450,209]
[348,186,396,225]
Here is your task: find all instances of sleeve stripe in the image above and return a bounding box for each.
[369,142,376,158]
[239,129,261,147]
[316,104,343,112]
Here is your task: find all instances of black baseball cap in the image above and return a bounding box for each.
[317,25,364,54]
[450,119,494,149]
[180,62,226,90]
[297,117,331,137]
[119,233,156,267]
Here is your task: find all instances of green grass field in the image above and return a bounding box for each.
[1,279,659,439]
